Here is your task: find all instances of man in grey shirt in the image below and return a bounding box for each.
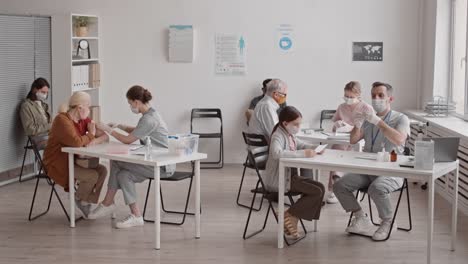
[248,79,288,140]
[333,82,410,241]
[245,79,287,125]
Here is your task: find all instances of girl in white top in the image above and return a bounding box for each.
[264,106,325,238]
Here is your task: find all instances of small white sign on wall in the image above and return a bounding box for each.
[168,25,194,62]
[277,24,294,52]
[215,33,246,75]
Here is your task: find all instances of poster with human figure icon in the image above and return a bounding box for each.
[352,42,383,61]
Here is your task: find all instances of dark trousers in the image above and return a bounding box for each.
[288,174,325,221]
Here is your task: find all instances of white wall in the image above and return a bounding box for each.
[1,0,423,163]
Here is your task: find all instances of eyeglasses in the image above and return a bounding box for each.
[277,92,287,97]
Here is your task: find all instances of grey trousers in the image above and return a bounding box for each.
[108,160,172,205]
[333,173,403,220]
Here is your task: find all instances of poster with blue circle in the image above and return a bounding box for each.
[277,24,294,52]
[279,36,292,50]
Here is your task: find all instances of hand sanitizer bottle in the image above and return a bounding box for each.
[377,143,385,162]
[381,143,390,162]
[145,136,152,160]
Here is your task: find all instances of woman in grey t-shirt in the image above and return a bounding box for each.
[90,85,174,228]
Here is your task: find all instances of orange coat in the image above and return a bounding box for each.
[43,113,95,191]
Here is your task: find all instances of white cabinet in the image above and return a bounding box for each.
[51,14,101,117]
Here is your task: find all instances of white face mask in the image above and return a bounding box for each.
[130,105,139,114]
[343,97,358,105]
[285,124,300,135]
[36,92,47,101]
[372,99,388,113]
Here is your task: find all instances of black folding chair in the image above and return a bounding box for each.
[28,134,70,222]
[319,110,336,130]
[142,164,197,225]
[242,133,307,246]
[236,133,267,211]
[346,178,412,241]
[19,137,37,182]
[191,108,224,169]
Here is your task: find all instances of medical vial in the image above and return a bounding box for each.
[390,149,397,162]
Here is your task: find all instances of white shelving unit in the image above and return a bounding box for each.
[51,13,101,116]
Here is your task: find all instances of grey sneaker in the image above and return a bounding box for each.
[326,192,339,204]
[75,199,91,219]
[88,203,116,220]
[346,214,373,235]
[372,221,398,241]
[115,214,144,229]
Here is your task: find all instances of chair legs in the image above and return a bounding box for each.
[243,182,307,246]
[19,139,35,183]
[347,179,412,241]
[201,137,224,169]
[28,175,70,222]
[236,157,264,211]
[142,177,196,225]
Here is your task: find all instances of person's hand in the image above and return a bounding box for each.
[87,139,98,146]
[334,120,346,128]
[96,122,113,134]
[364,110,381,125]
[87,121,96,136]
[304,149,316,158]
[336,122,354,133]
[108,122,119,129]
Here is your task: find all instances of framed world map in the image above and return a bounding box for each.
[352,42,383,61]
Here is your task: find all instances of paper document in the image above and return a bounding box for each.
[355,154,377,161]
[130,145,144,151]
[327,132,350,140]
[315,144,327,153]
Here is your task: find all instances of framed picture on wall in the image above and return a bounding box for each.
[352,42,383,61]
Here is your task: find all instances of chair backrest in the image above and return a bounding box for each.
[320,110,336,129]
[29,133,49,175]
[190,108,223,133]
[242,132,269,171]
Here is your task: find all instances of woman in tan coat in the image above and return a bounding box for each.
[19,78,51,136]
[43,92,108,218]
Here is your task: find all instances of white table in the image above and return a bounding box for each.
[62,142,207,250]
[278,149,459,264]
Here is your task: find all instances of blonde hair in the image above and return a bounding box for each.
[344,81,361,95]
[59,91,91,113]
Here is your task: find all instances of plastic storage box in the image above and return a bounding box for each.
[168,134,199,155]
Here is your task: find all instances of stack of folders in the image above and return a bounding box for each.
[72,63,101,91]
[90,105,100,122]
[88,63,101,88]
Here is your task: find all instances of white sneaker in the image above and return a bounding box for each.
[75,199,91,219]
[115,214,144,229]
[372,221,398,241]
[346,214,374,235]
[326,192,339,204]
[87,203,116,220]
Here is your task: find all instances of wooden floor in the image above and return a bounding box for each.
[1,164,467,264]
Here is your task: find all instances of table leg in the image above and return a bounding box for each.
[451,162,459,251]
[314,169,319,232]
[427,178,434,264]
[195,160,201,239]
[278,162,285,249]
[68,153,75,228]
[154,166,161,250]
